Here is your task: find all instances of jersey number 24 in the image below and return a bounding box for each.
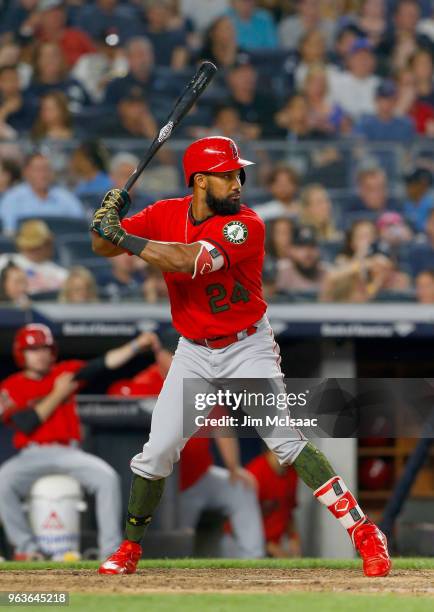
[206,282,250,314]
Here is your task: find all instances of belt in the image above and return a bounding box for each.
[186,325,258,349]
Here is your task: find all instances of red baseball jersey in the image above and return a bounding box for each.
[122,195,267,339]
[247,454,298,543]
[0,360,84,449]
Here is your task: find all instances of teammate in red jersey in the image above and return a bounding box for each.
[91,136,391,577]
[0,324,153,560]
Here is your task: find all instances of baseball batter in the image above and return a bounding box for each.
[91,137,391,576]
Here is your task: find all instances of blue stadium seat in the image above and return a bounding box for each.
[0,235,16,255]
[57,234,97,267]
[17,216,90,235]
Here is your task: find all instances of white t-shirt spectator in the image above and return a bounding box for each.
[329,72,380,120]
[180,0,229,30]
[0,254,68,295]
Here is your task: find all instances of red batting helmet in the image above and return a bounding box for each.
[13,324,57,368]
[183,136,254,187]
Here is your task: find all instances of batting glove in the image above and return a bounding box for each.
[90,189,131,236]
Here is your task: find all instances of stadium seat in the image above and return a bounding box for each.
[57,234,97,267]
[17,217,91,236]
[320,240,344,263]
[0,236,16,255]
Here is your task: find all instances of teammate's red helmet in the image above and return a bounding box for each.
[13,324,57,368]
[183,136,254,187]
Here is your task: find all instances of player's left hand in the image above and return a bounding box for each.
[229,467,258,491]
[99,207,127,246]
[90,189,131,236]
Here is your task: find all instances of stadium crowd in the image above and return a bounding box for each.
[1,0,434,304]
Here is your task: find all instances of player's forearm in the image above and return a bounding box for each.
[34,389,66,422]
[139,241,200,274]
[104,338,145,370]
[215,435,241,471]
[91,232,125,257]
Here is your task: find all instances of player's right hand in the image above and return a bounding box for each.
[90,189,131,235]
[52,372,79,401]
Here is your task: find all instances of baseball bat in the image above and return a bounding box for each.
[124,61,218,192]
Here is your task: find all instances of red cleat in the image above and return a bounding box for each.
[352,519,391,577]
[98,540,142,575]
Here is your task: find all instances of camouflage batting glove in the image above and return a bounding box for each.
[99,206,126,246]
[89,189,131,236]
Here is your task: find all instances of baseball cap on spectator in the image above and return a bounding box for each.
[349,38,373,55]
[376,80,397,98]
[293,225,318,247]
[15,220,53,250]
[403,167,433,185]
[37,0,63,12]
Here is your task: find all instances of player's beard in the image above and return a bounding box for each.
[206,189,241,216]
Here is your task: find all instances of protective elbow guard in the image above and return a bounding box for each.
[192,241,224,279]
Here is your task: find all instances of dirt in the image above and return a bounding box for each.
[1,569,434,595]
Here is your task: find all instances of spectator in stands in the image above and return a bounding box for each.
[0,152,85,234]
[300,184,340,241]
[0,64,36,137]
[143,267,169,303]
[295,30,337,89]
[0,158,22,197]
[276,225,328,293]
[0,41,32,89]
[409,49,434,106]
[70,141,112,198]
[331,24,365,69]
[199,16,241,69]
[0,261,30,307]
[402,168,434,233]
[180,0,230,31]
[336,219,378,265]
[0,0,38,39]
[96,252,147,302]
[26,42,90,114]
[73,0,139,45]
[31,91,73,141]
[350,166,396,215]
[0,220,67,296]
[109,152,140,192]
[353,0,387,49]
[72,29,129,103]
[265,216,294,260]
[275,94,330,141]
[302,66,347,137]
[109,91,158,140]
[329,38,379,120]
[104,37,155,107]
[278,0,335,50]
[354,79,415,142]
[225,60,279,137]
[408,208,434,276]
[380,0,433,72]
[376,211,413,250]
[395,66,434,135]
[31,0,96,68]
[321,241,410,302]
[227,0,277,50]
[58,266,99,303]
[254,165,300,221]
[415,269,434,303]
[192,104,253,141]
[141,0,189,70]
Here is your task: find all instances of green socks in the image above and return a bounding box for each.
[293,442,336,490]
[125,474,165,542]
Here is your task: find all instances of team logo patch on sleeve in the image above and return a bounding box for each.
[223,221,248,244]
